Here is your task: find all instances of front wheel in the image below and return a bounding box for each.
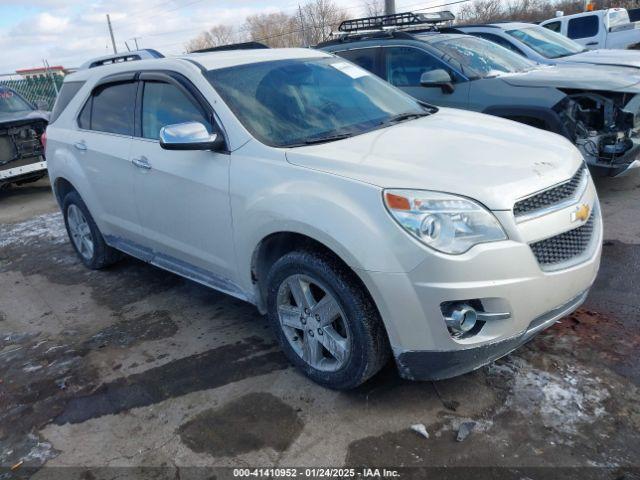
[266,250,390,389]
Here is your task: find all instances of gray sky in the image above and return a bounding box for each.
[0,0,459,73]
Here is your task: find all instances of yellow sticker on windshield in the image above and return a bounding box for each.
[331,61,369,79]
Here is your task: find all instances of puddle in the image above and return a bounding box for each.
[55,336,289,425]
[178,392,304,457]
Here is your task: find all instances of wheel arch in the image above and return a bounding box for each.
[482,105,572,139]
[52,176,78,207]
[250,231,375,317]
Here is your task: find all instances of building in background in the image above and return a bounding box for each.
[15,66,68,80]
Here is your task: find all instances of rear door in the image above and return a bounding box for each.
[74,77,144,247]
[566,14,601,48]
[380,46,470,108]
[128,72,238,288]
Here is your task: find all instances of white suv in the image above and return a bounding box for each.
[46,48,602,389]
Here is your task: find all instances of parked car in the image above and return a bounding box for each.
[540,8,640,50]
[320,18,640,177]
[453,22,640,68]
[47,47,601,389]
[0,86,49,188]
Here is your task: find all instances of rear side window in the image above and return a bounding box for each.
[543,21,561,33]
[50,81,84,124]
[141,81,211,140]
[568,16,598,39]
[79,82,136,136]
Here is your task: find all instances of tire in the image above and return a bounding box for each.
[266,249,390,390]
[62,191,121,270]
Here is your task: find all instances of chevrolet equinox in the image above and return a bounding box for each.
[46,48,602,389]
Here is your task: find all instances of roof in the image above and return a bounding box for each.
[179,48,331,70]
[65,48,332,83]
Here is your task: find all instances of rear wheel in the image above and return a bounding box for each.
[62,191,121,269]
[266,250,389,389]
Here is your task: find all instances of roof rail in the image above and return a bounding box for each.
[80,49,164,70]
[338,10,455,33]
[191,41,269,53]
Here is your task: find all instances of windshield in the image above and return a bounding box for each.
[508,26,586,58]
[205,57,428,147]
[430,36,536,79]
[0,87,33,114]
[608,9,630,28]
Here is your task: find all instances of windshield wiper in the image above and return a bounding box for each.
[380,111,430,126]
[301,132,355,145]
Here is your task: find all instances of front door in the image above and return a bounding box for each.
[382,46,470,109]
[129,77,238,290]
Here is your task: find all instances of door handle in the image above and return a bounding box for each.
[585,42,598,46]
[132,156,152,170]
[74,141,87,151]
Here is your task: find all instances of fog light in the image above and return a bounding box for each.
[445,305,478,333]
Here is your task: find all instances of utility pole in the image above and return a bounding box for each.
[298,5,307,48]
[132,37,141,50]
[384,0,396,15]
[106,14,117,54]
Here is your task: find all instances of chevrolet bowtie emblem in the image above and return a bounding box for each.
[571,204,591,223]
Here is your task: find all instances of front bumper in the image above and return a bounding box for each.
[396,289,588,380]
[356,176,601,381]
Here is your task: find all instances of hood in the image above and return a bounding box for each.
[560,49,640,70]
[285,108,582,211]
[501,64,640,92]
[0,110,49,127]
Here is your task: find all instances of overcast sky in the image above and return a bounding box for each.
[0,0,457,73]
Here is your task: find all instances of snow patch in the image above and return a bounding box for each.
[488,357,609,436]
[0,212,66,248]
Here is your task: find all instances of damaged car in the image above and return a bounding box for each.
[0,86,49,188]
[320,13,640,176]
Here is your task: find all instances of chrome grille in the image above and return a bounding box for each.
[514,164,587,218]
[530,213,595,269]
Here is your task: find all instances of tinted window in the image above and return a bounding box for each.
[385,47,454,87]
[568,16,598,39]
[206,57,426,148]
[543,21,561,33]
[90,82,136,135]
[78,99,91,129]
[50,81,84,123]
[142,82,211,140]
[628,8,640,22]
[471,32,524,54]
[336,48,378,74]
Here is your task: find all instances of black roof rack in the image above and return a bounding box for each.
[192,42,269,53]
[338,10,455,33]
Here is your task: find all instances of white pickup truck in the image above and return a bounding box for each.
[541,8,640,50]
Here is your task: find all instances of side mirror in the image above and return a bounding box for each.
[159,122,224,151]
[35,100,48,111]
[420,69,455,94]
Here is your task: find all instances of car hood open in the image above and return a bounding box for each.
[501,63,640,92]
[285,108,583,211]
[561,48,640,70]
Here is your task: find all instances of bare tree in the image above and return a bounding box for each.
[245,12,299,48]
[363,0,385,17]
[298,0,348,45]
[185,24,237,52]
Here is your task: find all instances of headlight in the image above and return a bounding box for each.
[383,189,507,254]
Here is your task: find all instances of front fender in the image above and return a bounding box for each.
[230,151,429,295]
